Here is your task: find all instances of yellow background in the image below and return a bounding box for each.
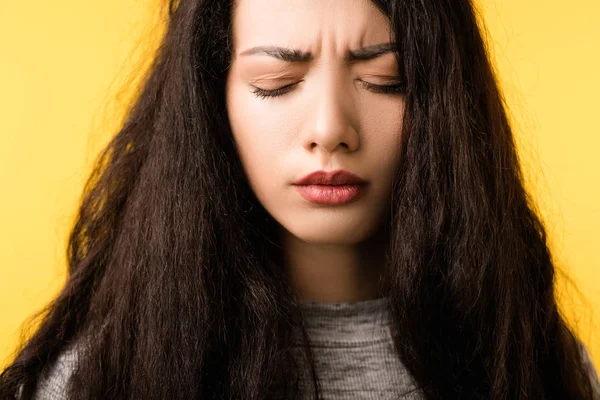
[1,0,598,373]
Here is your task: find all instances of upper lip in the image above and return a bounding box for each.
[294,170,368,185]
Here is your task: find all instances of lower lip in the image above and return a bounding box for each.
[294,184,368,205]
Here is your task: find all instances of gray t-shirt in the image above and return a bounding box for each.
[289,296,420,399]
[30,296,600,400]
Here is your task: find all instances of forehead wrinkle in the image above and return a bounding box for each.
[231,0,392,67]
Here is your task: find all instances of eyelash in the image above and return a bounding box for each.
[250,80,405,99]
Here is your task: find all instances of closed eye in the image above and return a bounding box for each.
[251,81,300,99]
[250,80,405,99]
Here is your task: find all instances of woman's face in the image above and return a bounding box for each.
[226,0,404,245]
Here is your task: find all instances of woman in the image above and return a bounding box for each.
[1,0,598,398]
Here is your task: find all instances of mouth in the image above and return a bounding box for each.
[294,183,368,205]
[294,169,367,186]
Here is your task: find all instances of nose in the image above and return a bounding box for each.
[303,71,359,154]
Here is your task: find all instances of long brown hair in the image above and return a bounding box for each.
[1,0,597,398]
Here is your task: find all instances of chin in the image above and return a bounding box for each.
[280,218,384,245]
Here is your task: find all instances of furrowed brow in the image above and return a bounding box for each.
[239,42,397,63]
[344,42,397,62]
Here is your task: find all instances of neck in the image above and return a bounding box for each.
[281,226,389,303]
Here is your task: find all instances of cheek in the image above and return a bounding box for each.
[226,86,293,193]
[363,99,404,162]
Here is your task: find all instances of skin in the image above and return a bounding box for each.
[226,0,404,302]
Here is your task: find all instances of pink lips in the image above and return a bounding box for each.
[293,170,369,205]
[294,170,367,185]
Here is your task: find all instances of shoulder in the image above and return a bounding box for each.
[579,340,600,398]
[29,343,80,400]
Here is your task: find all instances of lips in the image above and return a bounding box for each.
[293,170,367,186]
[293,170,369,205]
[294,184,368,205]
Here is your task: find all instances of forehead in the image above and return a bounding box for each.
[231,0,391,53]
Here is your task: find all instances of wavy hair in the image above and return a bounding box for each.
[1,0,597,398]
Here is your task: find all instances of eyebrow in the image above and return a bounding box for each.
[239,42,397,63]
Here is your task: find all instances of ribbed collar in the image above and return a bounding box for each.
[292,296,393,346]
